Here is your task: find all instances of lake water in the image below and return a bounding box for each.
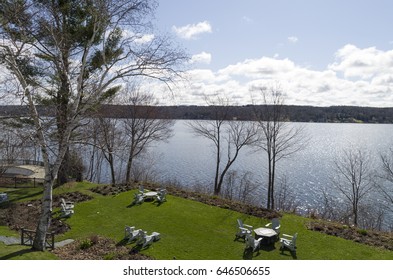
[95,120,393,227]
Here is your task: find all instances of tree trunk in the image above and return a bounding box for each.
[213,135,221,195]
[32,176,53,251]
[267,155,272,209]
[57,148,70,185]
[125,144,135,185]
[108,152,116,186]
[271,158,276,210]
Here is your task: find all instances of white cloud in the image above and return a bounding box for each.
[190,52,212,64]
[134,34,155,44]
[122,30,155,44]
[172,21,212,40]
[146,45,393,107]
[288,36,299,43]
[329,44,393,79]
[218,57,296,79]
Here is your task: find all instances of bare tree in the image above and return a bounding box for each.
[0,0,186,251]
[379,149,393,212]
[222,170,258,204]
[332,149,375,227]
[188,95,258,195]
[121,86,175,184]
[95,117,124,186]
[252,85,307,210]
[274,176,299,213]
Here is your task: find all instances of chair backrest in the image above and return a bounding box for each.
[159,192,166,199]
[272,218,280,229]
[61,204,67,211]
[61,198,66,205]
[125,226,135,237]
[139,185,144,192]
[237,219,243,228]
[291,233,298,246]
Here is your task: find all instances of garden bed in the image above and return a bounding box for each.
[0,191,93,235]
[307,220,393,250]
[52,235,153,260]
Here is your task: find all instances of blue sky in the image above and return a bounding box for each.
[150,0,393,107]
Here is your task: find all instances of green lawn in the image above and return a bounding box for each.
[1,183,392,260]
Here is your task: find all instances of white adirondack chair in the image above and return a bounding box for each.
[61,198,74,210]
[138,231,160,249]
[265,218,281,235]
[245,233,263,252]
[60,204,74,217]
[155,189,167,203]
[138,185,148,194]
[236,219,253,240]
[280,233,298,252]
[133,193,145,204]
[124,226,143,242]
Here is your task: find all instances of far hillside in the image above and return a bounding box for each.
[1,105,393,123]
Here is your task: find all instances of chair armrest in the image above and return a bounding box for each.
[265,222,272,227]
[282,234,293,238]
[243,224,253,229]
[239,227,252,233]
[274,225,281,230]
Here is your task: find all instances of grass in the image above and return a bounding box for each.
[0,243,58,260]
[1,182,392,260]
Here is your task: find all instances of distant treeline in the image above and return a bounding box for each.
[1,104,393,123]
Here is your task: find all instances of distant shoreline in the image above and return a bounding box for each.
[1,104,393,123]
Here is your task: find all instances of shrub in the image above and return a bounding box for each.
[79,239,93,250]
[89,234,100,245]
[357,229,368,236]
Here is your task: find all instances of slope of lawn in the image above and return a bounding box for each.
[58,187,393,260]
[1,182,392,260]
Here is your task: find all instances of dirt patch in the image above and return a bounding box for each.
[164,185,280,220]
[0,191,93,235]
[307,220,393,250]
[52,235,153,260]
[90,184,134,196]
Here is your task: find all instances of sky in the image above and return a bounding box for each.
[150,0,393,107]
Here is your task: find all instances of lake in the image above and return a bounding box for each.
[94,120,393,227]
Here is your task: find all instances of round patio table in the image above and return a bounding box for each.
[254,227,278,244]
[143,191,157,201]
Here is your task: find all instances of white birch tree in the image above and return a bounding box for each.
[0,0,187,250]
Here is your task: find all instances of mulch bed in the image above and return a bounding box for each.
[90,184,134,196]
[165,185,280,219]
[52,235,153,260]
[0,191,93,235]
[307,220,393,251]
